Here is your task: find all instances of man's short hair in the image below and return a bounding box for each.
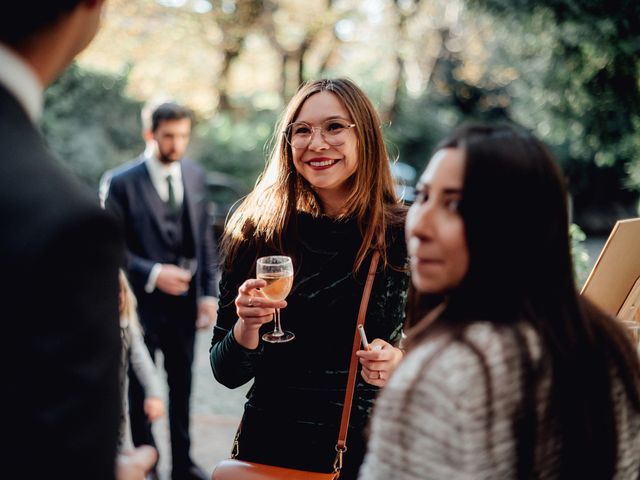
[0,1,82,45]
[141,96,174,133]
[151,103,194,132]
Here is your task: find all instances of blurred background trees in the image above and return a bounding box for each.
[42,0,639,238]
[42,64,144,185]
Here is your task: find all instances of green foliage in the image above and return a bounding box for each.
[384,91,454,172]
[42,63,276,191]
[41,0,640,233]
[190,107,279,189]
[570,223,591,287]
[386,52,512,174]
[42,63,144,188]
[466,0,640,232]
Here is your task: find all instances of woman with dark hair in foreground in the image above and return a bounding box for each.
[360,124,640,479]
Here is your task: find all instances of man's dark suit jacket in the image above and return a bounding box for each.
[0,85,123,478]
[105,157,217,312]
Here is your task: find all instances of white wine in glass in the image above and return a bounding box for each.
[256,255,294,343]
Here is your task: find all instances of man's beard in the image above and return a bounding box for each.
[158,151,178,164]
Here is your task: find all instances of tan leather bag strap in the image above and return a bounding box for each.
[333,250,380,472]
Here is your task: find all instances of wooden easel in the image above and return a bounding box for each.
[618,276,640,322]
[581,218,640,323]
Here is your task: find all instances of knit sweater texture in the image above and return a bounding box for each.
[360,322,640,479]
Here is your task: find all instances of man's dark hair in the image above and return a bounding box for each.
[0,1,83,45]
[151,103,194,132]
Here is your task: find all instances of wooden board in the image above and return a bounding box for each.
[580,218,640,319]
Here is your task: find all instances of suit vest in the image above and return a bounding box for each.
[159,199,195,263]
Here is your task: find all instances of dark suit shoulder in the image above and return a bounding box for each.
[181,158,207,177]
[109,157,147,185]
[100,156,145,188]
[0,110,121,267]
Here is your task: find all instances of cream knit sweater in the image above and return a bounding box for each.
[359,322,640,479]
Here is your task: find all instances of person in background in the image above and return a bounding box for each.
[99,97,173,209]
[117,270,165,449]
[105,102,217,480]
[359,124,640,479]
[210,78,410,479]
[0,0,156,478]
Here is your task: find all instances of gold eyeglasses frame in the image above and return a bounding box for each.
[283,119,356,149]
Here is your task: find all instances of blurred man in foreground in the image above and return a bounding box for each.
[0,1,155,478]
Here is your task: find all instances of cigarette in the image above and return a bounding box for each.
[358,325,371,351]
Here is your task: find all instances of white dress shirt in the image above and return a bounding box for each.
[0,43,43,124]
[144,154,184,207]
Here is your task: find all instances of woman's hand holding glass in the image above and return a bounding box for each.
[233,278,287,350]
[356,339,404,387]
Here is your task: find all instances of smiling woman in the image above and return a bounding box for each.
[289,91,359,216]
[210,78,410,479]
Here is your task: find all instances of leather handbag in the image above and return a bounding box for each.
[211,251,380,480]
[212,459,339,480]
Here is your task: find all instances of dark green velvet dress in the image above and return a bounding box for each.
[210,212,409,479]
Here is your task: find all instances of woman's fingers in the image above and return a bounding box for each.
[236,301,276,319]
[357,340,404,386]
[237,279,287,308]
[360,365,386,386]
[235,278,287,327]
[238,278,266,295]
[357,340,392,364]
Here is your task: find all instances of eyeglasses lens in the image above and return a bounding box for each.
[286,120,353,149]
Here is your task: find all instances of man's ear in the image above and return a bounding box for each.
[143,130,154,141]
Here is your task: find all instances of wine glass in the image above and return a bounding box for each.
[177,257,197,296]
[177,257,198,275]
[256,255,294,343]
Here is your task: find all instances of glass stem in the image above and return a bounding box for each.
[273,308,284,337]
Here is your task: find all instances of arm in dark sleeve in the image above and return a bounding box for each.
[384,227,410,346]
[384,268,410,346]
[104,175,155,289]
[209,245,262,388]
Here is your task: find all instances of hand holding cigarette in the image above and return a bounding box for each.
[356,325,403,387]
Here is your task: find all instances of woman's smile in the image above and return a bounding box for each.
[305,157,341,169]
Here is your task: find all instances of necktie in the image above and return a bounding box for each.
[166,174,178,213]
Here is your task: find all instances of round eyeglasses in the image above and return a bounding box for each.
[283,119,356,149]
